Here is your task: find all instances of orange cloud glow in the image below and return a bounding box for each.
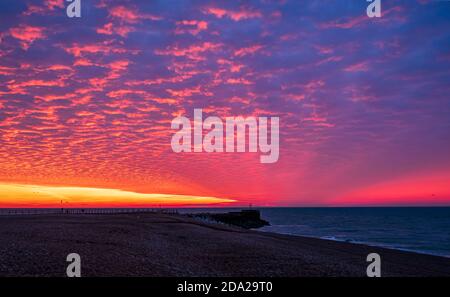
[0,183,236,208]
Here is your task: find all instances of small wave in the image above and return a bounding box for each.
[260,228,450,258]
[319,236,450,258]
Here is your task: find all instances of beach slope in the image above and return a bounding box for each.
[0,213,449,277]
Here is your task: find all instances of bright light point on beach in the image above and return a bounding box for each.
[0,183,236,207]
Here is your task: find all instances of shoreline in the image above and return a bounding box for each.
[0,212,449,276]
[257,229,450,259]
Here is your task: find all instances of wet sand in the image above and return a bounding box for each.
[0,213,449,277]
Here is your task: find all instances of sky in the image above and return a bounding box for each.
[0,0,449,207]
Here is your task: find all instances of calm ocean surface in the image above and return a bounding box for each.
[180,207,450,257]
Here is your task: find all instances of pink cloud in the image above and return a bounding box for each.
[175,20,208,35]
[217,59,244,72]
[155,42,222,60]
[344,61,370,72]
[0,65,16,76]
[203,7,262,21]
[234,45,263,57]
[86,60,130,88]
[316,56,343,66]
[226,78,252,85]
[314,45,334,55]
[23,0,64,16]
[9,25,46,50]
[96,22,134,37]
[109,5,161,24]
[62,42,137,57]
[8,79,64,89]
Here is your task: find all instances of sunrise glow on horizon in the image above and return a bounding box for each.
[0,183,236,208]
[0,0,449,207]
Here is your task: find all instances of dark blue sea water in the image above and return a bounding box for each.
[180,207,450,257]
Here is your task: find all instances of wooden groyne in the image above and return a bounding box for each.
[190,209,270,229]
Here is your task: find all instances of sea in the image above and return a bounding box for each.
[179,207,450,258]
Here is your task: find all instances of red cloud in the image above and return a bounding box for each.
[9,25,46,49]
[234,45,263,57]
[97,22,134,37]
[109,5,161,24]
[34,93,75,102]
[8,79,64,89]
[203,7,262,21]
[344,61,370,72]
[125,76,186,87]
[23,0,64,16]
[226,78,252,85]
[175,20,208,35]
[86,60,130,88]
[95,5,161,38]
[62,42,136,57]
[63,44,110,57]
[73,58,94,67]
[303,111,334,128]
[155,42,222,60]
[0,65,16,76]
[217,59,244,72]
[107,89,147,98]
